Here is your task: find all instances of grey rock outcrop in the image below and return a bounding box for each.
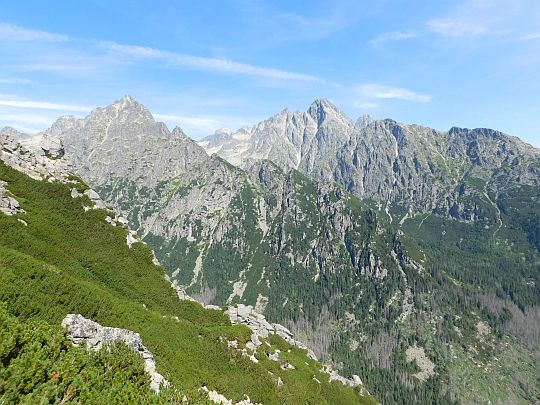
[200,386,261,405]
[0,128,71,181]
[225,304,318,361]
[62,314,169,392]
[0,180,24,216]
[83,188,107,210]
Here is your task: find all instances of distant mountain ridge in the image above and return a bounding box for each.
[200,98,540,220]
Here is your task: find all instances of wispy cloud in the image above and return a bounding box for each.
[0,22,68,42]
[368,31,416,47]
[0,22,323,83]
[0,96,90,112]
[0,112,55,127]
[425,0,540,39]
[274,12,353,41]
[0,76,34,84]
[103,42,323,82]
[233,1,367,43]
[427,18,487,37]
[357,102,379,109]
[357,83,432,103]
[520,32,540,41]
[153,112,251,137]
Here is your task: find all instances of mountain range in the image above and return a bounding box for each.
[2,95,540,404]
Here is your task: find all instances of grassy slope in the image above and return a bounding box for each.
[0,161,376,405]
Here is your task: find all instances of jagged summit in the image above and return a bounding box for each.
[108,94,139,109]
[0,126,26,138]
[356,114,375,128]
[307,98,346,125]
[308,97,339,111]
[120,94,135,103]
[102,94,153,119]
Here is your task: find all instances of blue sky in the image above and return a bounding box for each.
[0,0,539,146]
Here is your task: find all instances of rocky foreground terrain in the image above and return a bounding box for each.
[3,96,540,404]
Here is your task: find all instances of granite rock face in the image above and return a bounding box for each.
[201,99,540,220]
[61,314,169,392]
[24,96,248,255]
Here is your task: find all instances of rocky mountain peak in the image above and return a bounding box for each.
[307,98,344,125]
[92,95,154,123]
[356,114,375,128]
[212,128,233,141]
[46,115,80,137]
[117,94,137,107]
[0,126,28,139]
[171,126,188,140]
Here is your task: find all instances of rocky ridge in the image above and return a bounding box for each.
[224,304,367,392]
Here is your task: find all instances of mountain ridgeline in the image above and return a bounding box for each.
[201,98,540,221]
[4,96,540,404]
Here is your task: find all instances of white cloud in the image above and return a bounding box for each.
[234,1,367,43]
[0,76,34,84]
[0,112,54,126]
[0,97,90,112]
[103,42,323,82]
[274,11,354,41]
[357,83,432,103]
[425,0,540,39]
[368,31,416,47]
[357,102,379,109]
[427,18,487,37]
[18,63,99,74]
[0,22,68,42]
[520,32,540,41]
[0,22,323,84]
[153,112,250,138]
